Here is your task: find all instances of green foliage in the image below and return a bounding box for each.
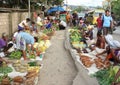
[112,0,120,19]
[73,6,86,13]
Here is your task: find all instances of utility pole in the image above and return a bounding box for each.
[66,0,68,11]
[28,0,30,18]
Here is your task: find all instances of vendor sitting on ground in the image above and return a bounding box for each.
[30,21,38,33]
[90,31,105,51]
[96,34,120,64]
[57,19,67,30]
[79,17,87,31]
[15,29,37,60]
[18,18,31,30]
[0,33,14,54]
[86,25,94,40]
[45,19,53,29]
[96,31,105,49]
[0,33,8,51]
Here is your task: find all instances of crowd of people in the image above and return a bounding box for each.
[66,9,120,65]
[75,9,120,65]
[0,12,68,60]
[0,9,120,64]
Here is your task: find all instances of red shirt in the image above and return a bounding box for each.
[97,17,102,28]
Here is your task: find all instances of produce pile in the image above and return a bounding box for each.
[79,54,111,69]
[0,61,13,74]
[9,50,22,59]
[0,60,41,85]
[94,66,120,85]
[69,29,86,49]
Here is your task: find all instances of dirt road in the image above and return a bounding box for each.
[38,30,77,85]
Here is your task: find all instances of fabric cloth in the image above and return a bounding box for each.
[105,34,120,49]
[30,25,37,31]
[103,15,112,27]
[37,17,42,23]
[60,20,67,27]
[16,33,26,50]
[86,30,93,40]
[105,34,114,47]
[46,23,52,29]
[19,31,34,44]
[18,20,28,28]
[13,32,18,40]
[116,51,120,60]
[97,17,102,29]
[79,23,87,31]
[0,38,6,48]
[37,17,43,26]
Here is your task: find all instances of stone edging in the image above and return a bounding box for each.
[64,27,99,85]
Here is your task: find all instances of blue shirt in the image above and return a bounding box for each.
[103,15,112,27]
[19,31,34,44]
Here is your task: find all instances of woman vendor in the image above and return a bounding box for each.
[0,33,8,51]
[96,34,120,64]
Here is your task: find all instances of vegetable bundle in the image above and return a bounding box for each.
[94,66,120,85]
[9,50,22,59]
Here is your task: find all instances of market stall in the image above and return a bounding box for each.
[0,28,55,85]
[65,26,120,85]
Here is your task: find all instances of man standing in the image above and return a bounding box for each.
[72,11,78,26]
[102,10,113,35]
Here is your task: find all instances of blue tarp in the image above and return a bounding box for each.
[47,6,65,14]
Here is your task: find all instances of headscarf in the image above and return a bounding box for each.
[105,34,120,48]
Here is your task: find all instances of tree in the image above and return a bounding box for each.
[73,6,86,13]
[111,0,120,19]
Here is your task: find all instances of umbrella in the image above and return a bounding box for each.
[47,6,65,14]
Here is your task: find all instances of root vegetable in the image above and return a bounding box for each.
[13,76,24,83]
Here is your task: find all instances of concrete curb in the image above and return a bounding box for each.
[64,28,99,85]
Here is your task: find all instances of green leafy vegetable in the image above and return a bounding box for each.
[0,66,13,74]
[9,50,22,59]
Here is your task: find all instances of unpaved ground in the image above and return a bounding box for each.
[38,30,77,85]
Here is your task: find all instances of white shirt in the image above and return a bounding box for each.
[18,20,28,27]
[37,17,42,23]
[60,20,67,27]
